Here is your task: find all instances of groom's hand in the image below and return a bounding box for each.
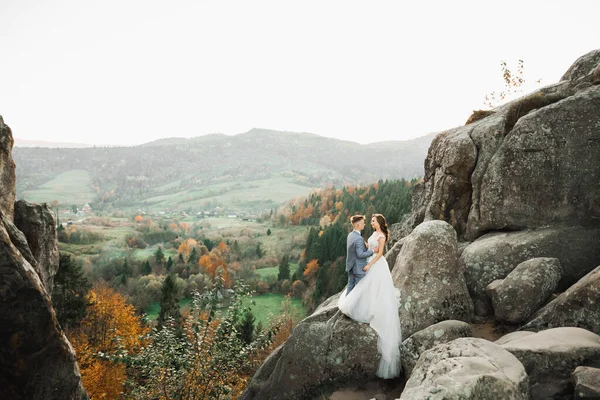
[363,264,371,272]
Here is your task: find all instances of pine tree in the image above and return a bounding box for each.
[155,246,165,265]
[52,253,91,332]
[237,308,255,345]
[158,274,180,327]
[142,260,152,276]
[277,255,290,281]
[233,240,240,254]
[266,228,272,236]
[256,243,264,258]
[188,247,199,265]
[177,253,184,264]
[166,256,174,272]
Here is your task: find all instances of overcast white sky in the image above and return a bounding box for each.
[1,0,598,146]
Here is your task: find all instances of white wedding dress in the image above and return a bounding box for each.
[337,231,402,379]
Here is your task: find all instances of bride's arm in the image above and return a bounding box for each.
[363,236,386,271]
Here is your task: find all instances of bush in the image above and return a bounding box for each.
[124,278,280,399]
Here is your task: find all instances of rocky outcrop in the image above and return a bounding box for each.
[14,200,60,291]
[246,50,600,400]
[501,327,600,399]
[0,116,16,221]
[523,265,600,335]
[392,220,473,338]
[241,293,386,400]
[400,320,472,377]
[400,338,529,400]
[572,366,600,399]
[383,238,403,269]
[487,257,562,324]
[0,116,87,399]
[461,226,600,316]
[409,49,600,240]
[0,212,87,400]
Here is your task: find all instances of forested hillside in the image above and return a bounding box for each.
[271,179,416,310]
[13,129,434,210]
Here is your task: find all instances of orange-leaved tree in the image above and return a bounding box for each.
[69,284,147,400]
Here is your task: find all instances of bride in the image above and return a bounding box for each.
[337,213,402,379]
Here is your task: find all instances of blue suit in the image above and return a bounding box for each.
[346,230,373,294]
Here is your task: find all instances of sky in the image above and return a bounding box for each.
[1,0,599,146]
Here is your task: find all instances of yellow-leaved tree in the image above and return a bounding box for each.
[69,284,147,399]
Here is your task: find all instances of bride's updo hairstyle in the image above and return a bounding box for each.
[373,213,389,242]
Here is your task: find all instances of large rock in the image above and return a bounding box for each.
[14,200,59,292]
[414,127,477,237]
[384,238,404,270]
[494,331,535,345]
[241,293,385,400]
[487,257,562,324]
[501,327,600,399]
[400,338,529,399]
[461,226,600,316]
[0,212,87,400]
[572,366,600,399]
[561,49,600,81]
[400,320,472,377]
[0,116,16,221]
[523,265,600,335]
[409,49,600,240]
[392,220,473,338]
[478,85,600,233]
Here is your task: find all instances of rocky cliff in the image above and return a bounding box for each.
[0,116,87,399]
[243,49,600,400]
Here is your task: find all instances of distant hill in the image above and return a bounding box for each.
[14,138,96,148]
[13,129,435,212]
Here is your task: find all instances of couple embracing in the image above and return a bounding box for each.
[337,214,402,379]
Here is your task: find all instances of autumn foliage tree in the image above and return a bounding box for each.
[69,285,147,400]
[198,242,232,287]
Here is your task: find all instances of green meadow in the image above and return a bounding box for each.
[145,293,306,326]
[22,169,95,205]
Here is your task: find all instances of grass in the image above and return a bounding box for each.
[242,293,306,325]
[144,293,306,326]
[256,263,300,279]
[131,245,178,261]
[22,169,95,205]
[143,175,312,211]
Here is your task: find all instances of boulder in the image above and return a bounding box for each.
[561,49,600,81]
[494,331,535,345]
[383,238,403,271]
[408,49,600,241]
[400,338,529,399]
[400,320,472,377]
[487,257,562,324]
[460,226,600,316]
[392,220,473,338]
[501,327,600,399]
[572,366,600,399]
[14,200,59,292]
[477,85,600,233]
[0,116,16,221]
[241,293,384,400]
[0,212,87,400]
[523,265,600,335]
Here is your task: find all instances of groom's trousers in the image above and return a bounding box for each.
[347,271,365,294]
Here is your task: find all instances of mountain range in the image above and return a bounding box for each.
[13,128,436,211]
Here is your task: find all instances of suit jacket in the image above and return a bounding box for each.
[346,230,373,274]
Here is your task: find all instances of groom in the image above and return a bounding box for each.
[346,215,373,294]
